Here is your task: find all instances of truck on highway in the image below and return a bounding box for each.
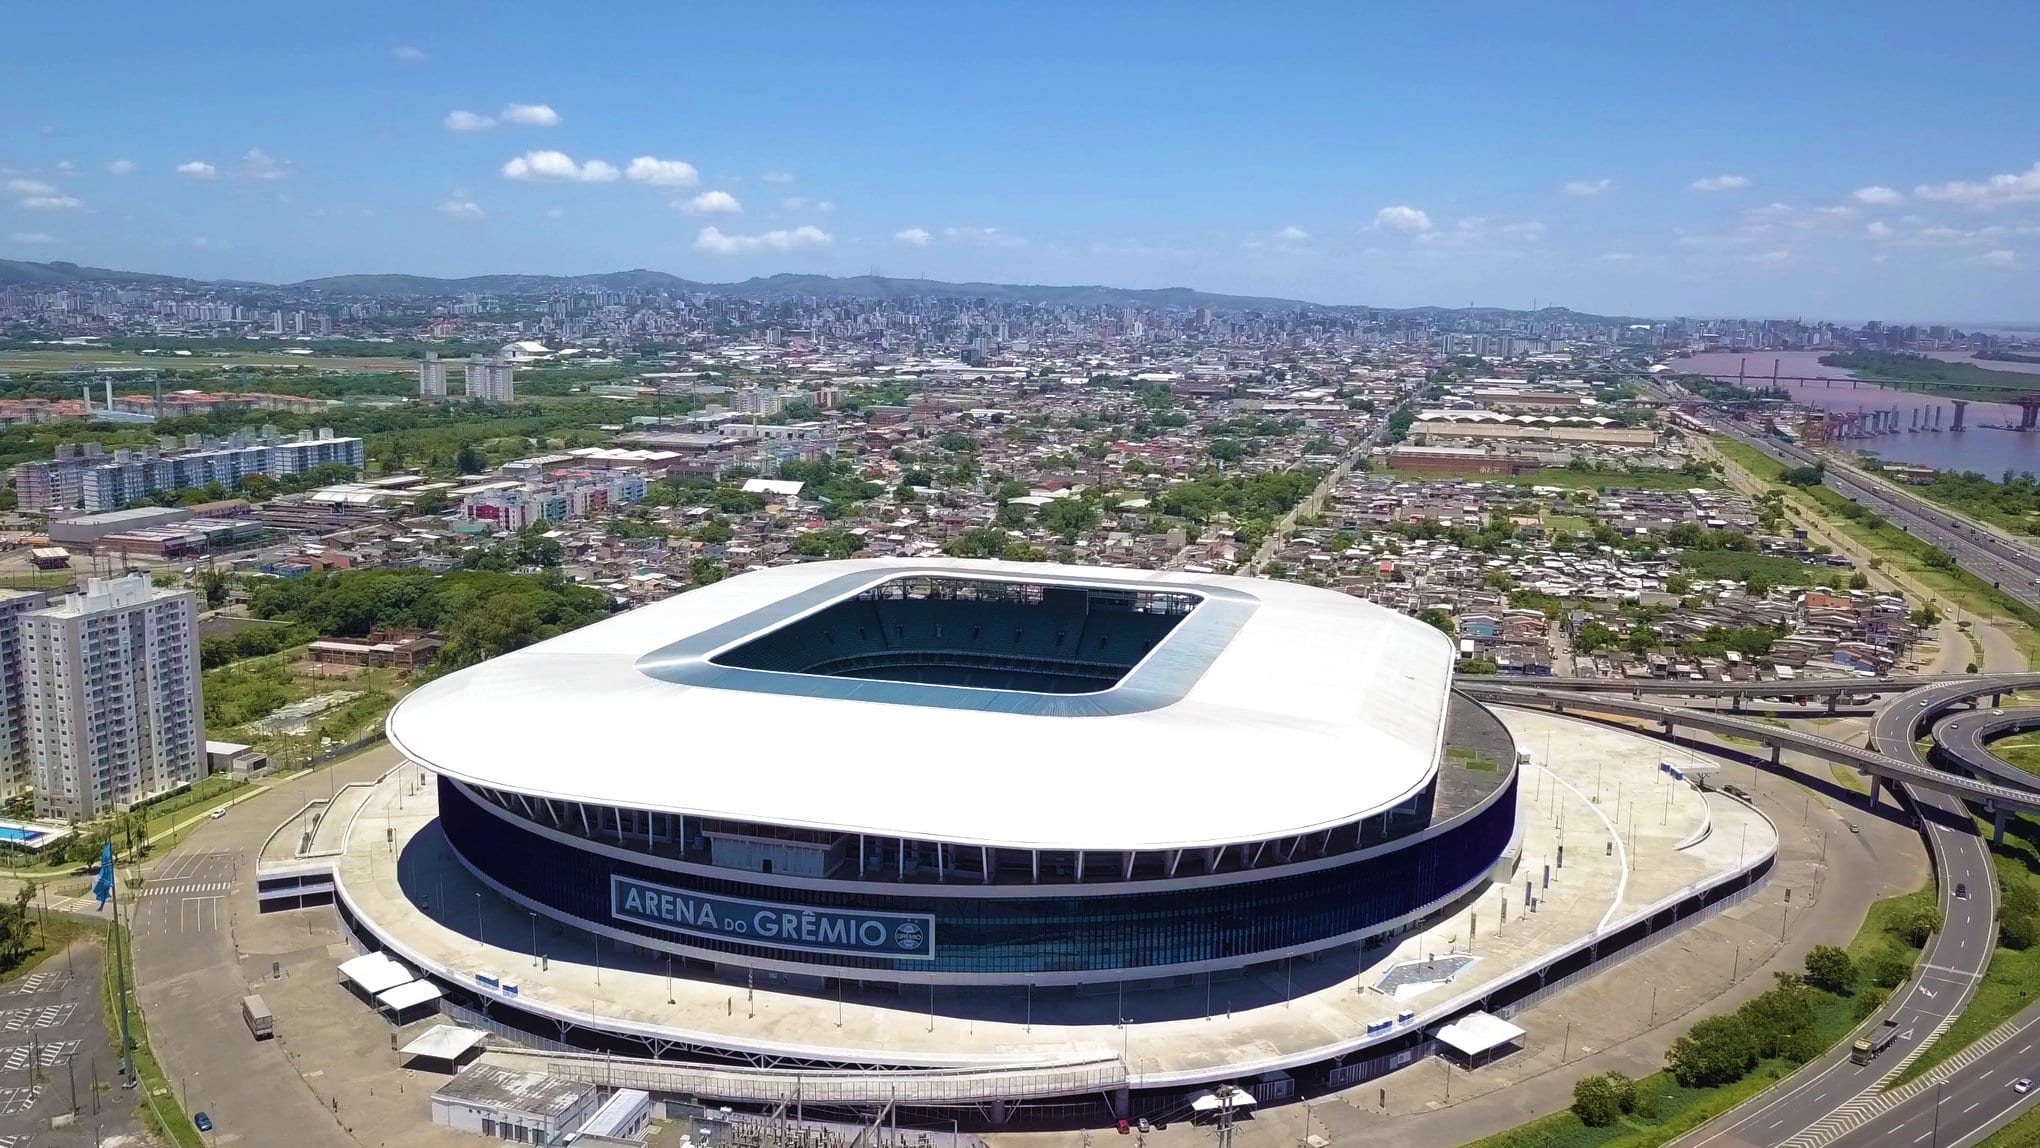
[1850,1018,1899,1065]
[241,994,274,1040]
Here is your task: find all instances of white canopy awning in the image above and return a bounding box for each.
[1190,1091,1259,1113]
[1436,1011,1525,1056]
[339,952,412,995]
[398,1023,485,1062]
[378,979,445,1013]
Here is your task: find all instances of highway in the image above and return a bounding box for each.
[1663,676,2020,1148]
[1712,422,2040,609]
[1457,680,2040,812]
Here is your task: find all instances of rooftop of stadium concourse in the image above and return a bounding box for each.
[451,694,1515,888]
[386,558,1457,852]
[335,707,1771,1081]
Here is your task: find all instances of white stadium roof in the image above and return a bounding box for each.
[387,558,1455,852]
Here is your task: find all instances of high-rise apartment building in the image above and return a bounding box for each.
[0,590,49,800]
[466,358,516,404]
[23,576,203,821]
[12,429,366,513]
[420,352,449,399]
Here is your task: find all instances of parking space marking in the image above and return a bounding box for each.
[0,1005,72,1033]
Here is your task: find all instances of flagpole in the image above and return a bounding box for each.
[103,844,136,1087]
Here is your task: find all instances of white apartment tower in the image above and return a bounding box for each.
[23,576,203,821]
[419,352,449,399]
[466,358,516,404]
[0,590,48,800]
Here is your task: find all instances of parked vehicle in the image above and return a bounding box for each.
[241,994,274,1040]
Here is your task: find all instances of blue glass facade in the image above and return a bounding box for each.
[438,773,1518,981]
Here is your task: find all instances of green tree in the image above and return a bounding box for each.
[1418,608,1456,637]
[1666,1015,1758,1087]
[689,557,726,585]
[1891,901,1943,947]
[1802,944,1856,994]
[411,487,452,515]
[2002,913,2037,951]
[1571,1073,1627,1128]
[693,517,734,544]
[455,442,486,474]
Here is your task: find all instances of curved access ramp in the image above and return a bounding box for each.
[1930,707,2040,798]
[1456,682,2040,813]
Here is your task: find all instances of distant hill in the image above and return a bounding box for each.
[287,269,1314,310]
[0,259,196,287]
[0,258,1643,322]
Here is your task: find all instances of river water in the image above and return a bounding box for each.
[1673,350,2040,478]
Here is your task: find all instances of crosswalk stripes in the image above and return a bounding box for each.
[140,880,230,897]
[0,1040,79,1072]
[2,972,71,997]
[0,1005,73,1033]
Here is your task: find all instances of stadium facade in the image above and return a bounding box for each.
[386,558,1522,989]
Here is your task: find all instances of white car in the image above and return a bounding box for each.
[208,807,226,820]
[2016,1078,2032,1094]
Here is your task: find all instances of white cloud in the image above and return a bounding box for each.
[1865,221,1895,239]
[176,161,217,180]
[443,109,495,132]
[893,227,931,246]
[692,225,833,254]
[1690,173,1751,192]
[1416,216,1545,248]
[1561,178,1613,198]
[942,226,1025,248]
[545,207,565,219]
[1598,252,1634,262]
[238,148,288,181]
[500,103,561,127]
[12,178,83,210]
[391,45,428,62]
[9,232,55,245]
[1980,249,2019,268]
[54,160,75,176]
[1370,205,1433,233]
[501,151,618,182]
[1273,225,1310,242]
[1851,185,1903,206]
[624,156,699,187]
[105,159,135,176]
[762,171,794,184]
[676,190,742,215]
[1747,248,1792,265]
[437,195,485,220]
[779,196,835,214]
[1914,162,2040,207]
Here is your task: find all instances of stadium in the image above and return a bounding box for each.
[383,557,1524,990]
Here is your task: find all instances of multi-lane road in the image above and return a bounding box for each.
[1479,672,2038,1148]
[1713,423,2040,609]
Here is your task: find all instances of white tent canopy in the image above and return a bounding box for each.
[399,1024,485,1063]
[1190,1091,1258,1113]
[377,979,444,1013]
[1436,1011,1525,1056]
[339,952,412,995]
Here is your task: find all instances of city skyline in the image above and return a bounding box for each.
[3,1,2037,321]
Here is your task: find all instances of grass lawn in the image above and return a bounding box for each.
[1987,731,2040,779]
[1893,811,2040,1085]
[1544,514,1596,535]
[1460,884,1932,1148]
[1711,435,2040,665]
[1982,1105,2040,1145]
[0,914,88,985]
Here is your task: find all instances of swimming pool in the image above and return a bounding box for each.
[0,826,46,843]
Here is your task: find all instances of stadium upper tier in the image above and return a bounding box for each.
[386,558,1458,853]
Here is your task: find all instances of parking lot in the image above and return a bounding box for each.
[0,941,145,1147]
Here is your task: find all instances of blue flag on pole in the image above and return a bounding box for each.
[92,841,114,910]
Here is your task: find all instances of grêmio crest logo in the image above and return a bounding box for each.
[610,875,936,960]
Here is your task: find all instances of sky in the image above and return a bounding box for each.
[3,1,2038,321]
